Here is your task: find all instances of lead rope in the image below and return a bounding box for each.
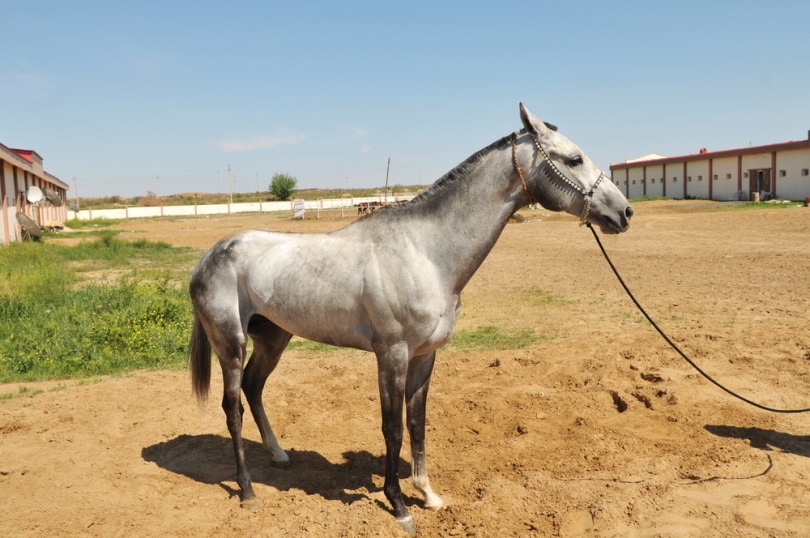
[586,222,810,414]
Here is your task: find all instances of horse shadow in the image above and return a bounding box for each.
[704,425,810,457]
[141,434,413,510]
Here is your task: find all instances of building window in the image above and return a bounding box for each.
[651,178,656,183]
[779,170,786,177]
[688,176,692,182]
[713,174,718,181]
[632,180,636,185]
[672,177,678,182]
[802,169,809,176]
[698,175,703,181]
[744,172,749,178]
[726,173,732,179]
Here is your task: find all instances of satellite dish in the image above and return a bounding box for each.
[69,202,80,212]
[43,187,63,207]
[25,186,43,204]
[15,212,42,240]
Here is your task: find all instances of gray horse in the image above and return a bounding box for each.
[188,103,633,532]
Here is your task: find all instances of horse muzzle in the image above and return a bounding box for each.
[595,204,633,234]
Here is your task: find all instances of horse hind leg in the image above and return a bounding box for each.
[406,351,444,511]
[242,315,293,469]
[209,323,258,509]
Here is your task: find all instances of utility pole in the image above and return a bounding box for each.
[73,176,79,207]
[228,164,233,204]
[384,157,391,203]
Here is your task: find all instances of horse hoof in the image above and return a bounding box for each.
[240,498,259,511]
[271,458,290,470]
[396,514,416,534]
[425,499,444,512]
[422,490,444,511]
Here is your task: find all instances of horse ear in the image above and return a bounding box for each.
[519,103,552,140]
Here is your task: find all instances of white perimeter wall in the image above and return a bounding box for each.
[73,196,416,221]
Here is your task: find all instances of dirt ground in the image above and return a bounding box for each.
[2,200,809,537]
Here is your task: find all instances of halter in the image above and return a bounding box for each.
[511,131,606,226]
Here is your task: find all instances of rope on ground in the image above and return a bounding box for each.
[587,223,810,414]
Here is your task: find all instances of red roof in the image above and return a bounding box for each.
[611,136,810,171]
[9,148,35,163]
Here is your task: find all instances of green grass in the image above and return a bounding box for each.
[64,217,121,229]
[0,383,67,402]
[726,201,803,210]
[286,325,547,355]
[528,287,573,306]
[449,325,546,351]
[287,338,341,353]
[0,236,197,383]
[628,196,670,203]
[627,197,803,209]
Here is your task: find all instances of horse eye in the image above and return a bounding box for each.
[566,155,584,167]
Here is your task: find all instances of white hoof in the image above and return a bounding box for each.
[424,493,444,511]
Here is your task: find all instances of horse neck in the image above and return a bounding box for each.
[402,139,528,292]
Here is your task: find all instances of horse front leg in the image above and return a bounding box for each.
[376,345,416,533]
[243,317,293,469]
[406,351,443,510]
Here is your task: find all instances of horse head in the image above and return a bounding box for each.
[518,103,633,234]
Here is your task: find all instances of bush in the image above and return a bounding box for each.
[269,173,298,201]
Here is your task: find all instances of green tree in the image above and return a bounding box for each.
[269,173,298,201]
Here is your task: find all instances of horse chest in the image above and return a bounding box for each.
[411,295,461,355]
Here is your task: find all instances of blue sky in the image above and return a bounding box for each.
[3,1,809,198]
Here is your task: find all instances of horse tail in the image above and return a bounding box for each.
[189,313,212,404]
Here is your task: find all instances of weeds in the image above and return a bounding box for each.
[0,237,196,383]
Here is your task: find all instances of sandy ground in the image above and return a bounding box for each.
[1,200,809,537]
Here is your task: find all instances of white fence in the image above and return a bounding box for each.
[72,195,416,221]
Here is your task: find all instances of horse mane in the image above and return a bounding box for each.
[358,120,557,219]
[387,132,516,211]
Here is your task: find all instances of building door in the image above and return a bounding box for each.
[748,168,771,197]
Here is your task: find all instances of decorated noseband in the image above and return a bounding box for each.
[511,131,606,226]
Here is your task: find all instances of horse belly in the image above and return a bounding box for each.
[251,276,375,351]
[242,235,457,354]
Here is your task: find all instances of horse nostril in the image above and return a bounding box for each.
[625,206,634,219]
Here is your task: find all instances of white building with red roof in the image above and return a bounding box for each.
[1,143,69,243]
[610,132,810,202]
